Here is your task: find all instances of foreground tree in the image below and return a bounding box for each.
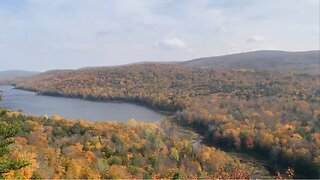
[0,119,29,176]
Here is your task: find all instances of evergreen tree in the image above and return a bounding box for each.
[0,110,29,175]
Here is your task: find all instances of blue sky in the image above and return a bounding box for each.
[0,0,319,71]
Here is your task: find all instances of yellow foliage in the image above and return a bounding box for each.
[84,151,98,164]
[84,141,94,151]
[293,133,303,140]
[170,147,179,162]
[201,148,212,161]
[64,143,84,158]
[263,110,274,117]
[55,165,66,176]
[2,171,15,179]
[127,118,138,127]
[223,128,240,138]
[105,165,130,179]
[6,111,23,118]
[95,141,102,150]
[43,114,49,120]
[79,120,90,128]
[82,168,101,179]
[284,124,295,131]
[50,115,63,121]
[3,152,38,180]
[65,159,82,179]
[261,133,274,146]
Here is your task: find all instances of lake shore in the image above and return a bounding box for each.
[0,85,167,122]
[14,85,177,116]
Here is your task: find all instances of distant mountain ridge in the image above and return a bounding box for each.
[176,50,320,73]
[0,70,38,79]
[1,50,319,79]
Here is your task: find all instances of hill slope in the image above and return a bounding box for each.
[0,70,38,79]
[178,50,320,73]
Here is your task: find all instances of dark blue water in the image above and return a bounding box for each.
[0,85,165,122]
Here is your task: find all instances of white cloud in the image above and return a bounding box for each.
[247,36,265,43]
[229,42,240,53]
[0,0,318,71]
[157,38,188,49]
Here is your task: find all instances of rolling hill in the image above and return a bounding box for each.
[177,50,320,73]
[1,51,320,178]
[0,70,38,79]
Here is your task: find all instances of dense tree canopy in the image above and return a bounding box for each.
[175,95,320,177]
[0,109,254,179]
[4,64,320,178]
[15,65,319,111]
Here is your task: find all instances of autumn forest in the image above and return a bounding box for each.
[1,0,319,179]
[0,60,319,179]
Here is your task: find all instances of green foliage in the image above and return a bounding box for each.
[0,120,29,174]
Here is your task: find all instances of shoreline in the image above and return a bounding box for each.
[12,85,177,116]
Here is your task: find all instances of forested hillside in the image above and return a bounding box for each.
[0,0,318,178]
[0,109,258,179]
[9,64,320,178]
[178,50,320,74]
[14,64,320,111]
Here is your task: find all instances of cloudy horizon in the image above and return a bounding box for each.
[0,0,319,71]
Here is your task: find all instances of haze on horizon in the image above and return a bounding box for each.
[0,0,319,71]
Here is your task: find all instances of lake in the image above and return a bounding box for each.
[0,85,166,122]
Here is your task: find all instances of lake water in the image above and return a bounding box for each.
[0,85,166,122]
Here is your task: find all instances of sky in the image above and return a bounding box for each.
[0,0,319,71]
